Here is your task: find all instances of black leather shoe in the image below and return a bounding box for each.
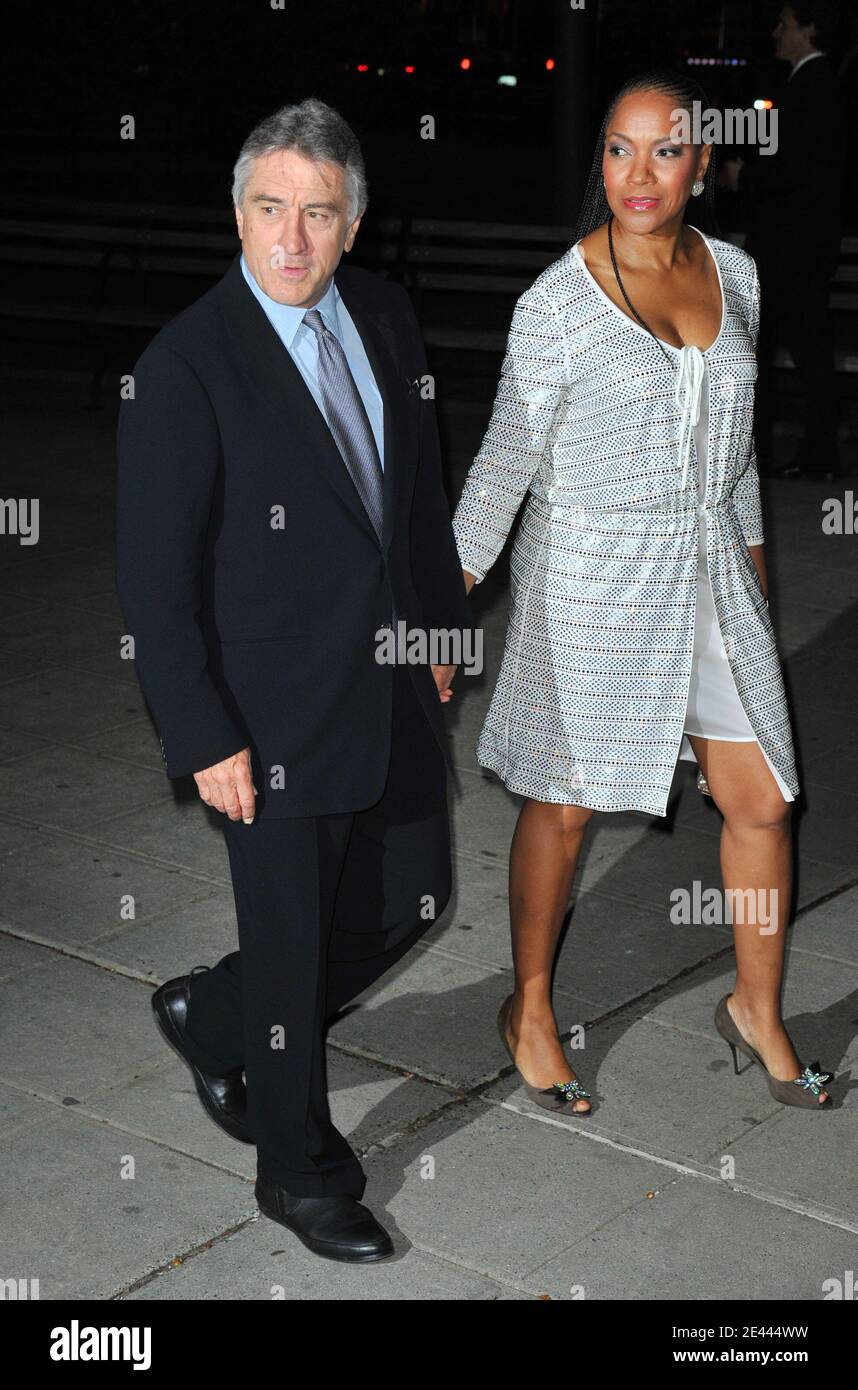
[151,971,253,1145]
[255,1176,394,1262]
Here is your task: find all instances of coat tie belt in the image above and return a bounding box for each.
[674,344,705,494]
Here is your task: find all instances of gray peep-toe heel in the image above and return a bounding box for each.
[714,994,833,1108]
[497,995,593,1115]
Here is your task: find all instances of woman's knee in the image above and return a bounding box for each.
[721,789,792,835]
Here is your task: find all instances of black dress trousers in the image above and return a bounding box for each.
[178,661,451,1198]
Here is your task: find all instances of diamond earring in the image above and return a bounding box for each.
[691,180,704,196]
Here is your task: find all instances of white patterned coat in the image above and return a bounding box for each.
[451,233,799,816]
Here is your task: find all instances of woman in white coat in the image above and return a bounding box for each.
[451,69,833,1112]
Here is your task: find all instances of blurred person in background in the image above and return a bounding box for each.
[720,1,843,480]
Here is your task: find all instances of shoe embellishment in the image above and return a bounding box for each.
[549,1078,591,1102]
[793,1065,832,1096]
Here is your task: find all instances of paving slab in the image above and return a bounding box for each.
[0,828,218,949]
[790,886,858,964]
[0,743,170,832]
[0,932,58,982]
[0,813,46,857]
[91,798,234,882]
[78,717,165,770]
[0,1104,249,1300]
[327,942,510,1088]
[125,1221,513,1300]
[527,1171,858,1300]
[801,737,858,793]
[0,542,119,602]
[89,1048,454,1187]
[0,665,147,740]
[0,1079,54,1136]
[0,954,165,1097]
[721,1099,858,1223]
[0,722,54,762]
[0,603,120,664]
[93,889,239,978]
[360,1098,674,1285]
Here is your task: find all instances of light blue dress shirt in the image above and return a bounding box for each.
[240,254,384,469]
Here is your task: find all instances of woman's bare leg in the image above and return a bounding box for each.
[690,735,828,1103]
[505,799,595,1112]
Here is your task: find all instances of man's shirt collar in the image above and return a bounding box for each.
[240,253,341,348]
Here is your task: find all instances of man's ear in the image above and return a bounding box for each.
[234,204,244,239]
[343,214,362,254]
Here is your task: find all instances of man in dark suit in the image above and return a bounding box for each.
[116,98,473,1263]
[721,1,843,479]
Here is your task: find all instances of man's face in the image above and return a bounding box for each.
[234,148,362,307]
[773,7,815,63]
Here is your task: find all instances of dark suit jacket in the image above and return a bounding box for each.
[116,253,473,818]
[742,54,842,281]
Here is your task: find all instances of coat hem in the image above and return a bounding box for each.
[473,747,671,818]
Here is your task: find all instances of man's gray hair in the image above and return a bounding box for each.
[232,97,368,221]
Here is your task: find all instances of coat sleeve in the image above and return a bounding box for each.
[402,293,474,638]
[116,343,249,778]
[451,280,567,582]
[731,266,765,549]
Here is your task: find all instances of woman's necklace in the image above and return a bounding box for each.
[607,212,675,365]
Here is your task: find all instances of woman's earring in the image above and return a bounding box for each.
[691,180,704,196]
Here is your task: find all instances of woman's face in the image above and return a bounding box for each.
[602,90,710,233]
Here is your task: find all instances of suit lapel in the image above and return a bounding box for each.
[219,254,414,553]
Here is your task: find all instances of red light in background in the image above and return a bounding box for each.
[356,64,369,73]
[545,58,556,71]
[404,65,415,74]
[460,57,471,70]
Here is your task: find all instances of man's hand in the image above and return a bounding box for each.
[194,747,257,823]
[432,664,458,703]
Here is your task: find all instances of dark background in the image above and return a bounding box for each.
[5,0,856,224]
[4,0,857,410]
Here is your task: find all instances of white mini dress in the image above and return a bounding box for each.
[678,357,794,801]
